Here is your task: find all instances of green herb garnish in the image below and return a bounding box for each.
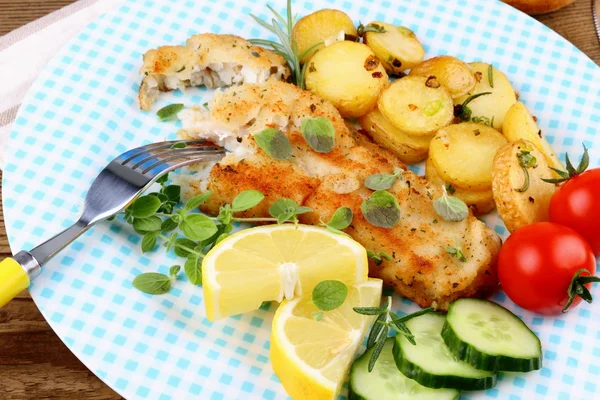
[133,272,175,295]
[269,198,313,224]
[515,149,538,192]
[354,297,434,371]
[156,103,184,121]
[488,64,494,88]
[254,128,293,160]
[445,245,467,262]
[301,116,335,153]
[454,92,492,121]
[361,190,401,228]
[445,182,456,195]
[365,168,403,190]
[423,100,443,116]
[320,206,353,235]
[367,250,392,266]
[542,144,589,184]
[357,22,386,37]
[433,185,469,222]
[312,280,348,312]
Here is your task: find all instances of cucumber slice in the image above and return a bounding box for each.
[349,338,459,400]
[393,313,497,391]
[442,298,542,372]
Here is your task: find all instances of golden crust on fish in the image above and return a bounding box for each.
[179,81,501,310]
[139,34,290,110]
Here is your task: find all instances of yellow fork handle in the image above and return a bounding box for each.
[0,258,30,308]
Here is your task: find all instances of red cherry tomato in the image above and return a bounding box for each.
[549,168,600,256]
[498,222,597,315]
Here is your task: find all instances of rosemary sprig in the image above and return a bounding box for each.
[515,149,537,192]
[354,297,434,372]
[250,0,315,89]
[454,92,492,121]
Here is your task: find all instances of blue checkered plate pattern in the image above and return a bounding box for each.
[3,0,600,398]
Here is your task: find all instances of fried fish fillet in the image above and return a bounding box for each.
[139,34,290,110]
[178,81,501,310]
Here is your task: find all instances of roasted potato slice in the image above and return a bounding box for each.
[426,158,496,215]
[292,9,358,64]
[359,107,432,164]
[305,41,388,118]
[502,101,563,171]
[454,62,517,130]
[492,140,556,232]
[363,22,425,74]
[378,76,454,136]
[409,56,476,98]
[430,122,508,191]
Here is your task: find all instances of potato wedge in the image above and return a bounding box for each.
[378,76,454,136]
[305,41,388,118]
[426,158,496,215]
[292,9,358,64]
[454,62,517,130]
[363,22,425,74]
[429,122,508,191]
[492,140,556,232]
[409,56,476,98]
[359,107,432,164]
[502,101,563,171]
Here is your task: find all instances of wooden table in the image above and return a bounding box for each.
[0,0,599,398]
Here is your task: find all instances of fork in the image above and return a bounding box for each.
[0,140,225,307]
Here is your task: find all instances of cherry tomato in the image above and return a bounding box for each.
[549,168,600,256]
[498,222,597,314]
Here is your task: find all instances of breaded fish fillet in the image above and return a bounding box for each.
[178,81,501,310]
[139,34,290,110]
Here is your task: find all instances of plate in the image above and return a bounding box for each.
[3,0,600,398]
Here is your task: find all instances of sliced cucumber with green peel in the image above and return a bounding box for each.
[349,338,459,400]
[442,298,542,372]
[393,313,497,391]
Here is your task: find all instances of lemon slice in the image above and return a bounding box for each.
[271,278,383,400]
[202,224,368,321]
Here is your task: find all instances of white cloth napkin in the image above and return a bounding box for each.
[0,0,120,169]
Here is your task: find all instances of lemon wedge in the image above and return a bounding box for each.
[271,278,383,400]
[202,224,368,321]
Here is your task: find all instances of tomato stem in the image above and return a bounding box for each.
[562,268,600,313]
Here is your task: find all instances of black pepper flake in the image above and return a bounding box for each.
[251,51,260,58]
[528,196,535,203]
[392,58,402,68]
[474,129,481,136]
[372,71,383,78]
[411,228,417,232]
[452,282,458,288]
[310,104,316,112]
[538,129,542,138]
[308,62,317,73]
[236,137,242,143]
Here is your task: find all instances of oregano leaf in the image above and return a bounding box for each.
[133,273,171,295]
[301,116,335,153]
[254,128,292,160]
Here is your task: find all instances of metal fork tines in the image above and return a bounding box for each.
[28,140,225,269]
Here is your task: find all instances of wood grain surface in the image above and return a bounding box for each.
[0,0,598,399]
